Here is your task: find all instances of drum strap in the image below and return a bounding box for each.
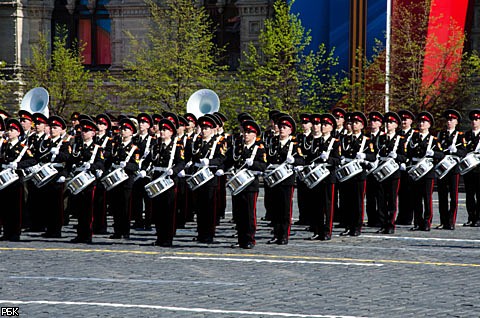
[426,135,434,152]
[13,145,28,163]
[124,145,137,164]
[392,135,401,153]
[167,136,178,169]
[88,145,100,164]
[359,136,367,153]
[207,135,222,160]
[101,135,110,149]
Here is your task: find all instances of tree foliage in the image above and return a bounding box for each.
[25,26,109,117]
[232,0,349,126]
[115,0,224,114]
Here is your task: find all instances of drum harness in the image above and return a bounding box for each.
[72,144,100,175]
[150,136,178,178]
[1,144,28,170]
[266,137,294,171]
[228,144,259,176]
[409,135,434,168]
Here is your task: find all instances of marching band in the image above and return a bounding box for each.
[0,106,479,249]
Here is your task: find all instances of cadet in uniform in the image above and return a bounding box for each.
[223,120,267,249]
[406,111,442,231]
[365,111,384,227]
[303,113,341,240]
[462,109,480,227]
[375,112,407,234]
[67,119,104,243]
[338,111,376,236]
[190,115,226,243]
[141,119,185,247]
[93,113,113,234]
[0,119,36,241]
[266,115,304,245]
[436,109,465,230]
[295,113,312,227]
[107,118,140,239]
[39,116,71,238]
[396,109,416,225]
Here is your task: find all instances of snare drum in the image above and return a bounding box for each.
[23,163,41,181]
[297,164,315,181]
[67,171,96,195]
[226,169,255,196]
[435,155,459,179]
[32,163,59,188]
[264,163,294,188]
[0,168,19,191]
[303,164,330,189]
[458,153,480,175]
[144,176,174,198]
[335,160,363,182]
[186,167,214,191]
[408,157,434,181]
[101,168,129,191]
[372,158,399,182]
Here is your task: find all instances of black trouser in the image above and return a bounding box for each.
[270,185,294,240]
[93,182,108,233]
[216,175,227,221]
[43,182,64,236]
[175,178,188,228]
[233,191,258,246]
[71,185,95,240]
[437,172,460,228]
[26,182,46,231]
[152,185,177,244]
[307,182,335,236]
[263,184,273,221]
[378,177,400,231]
[0,181,24,239]
[296,179,310,224]
[397,171,414,224]
[464,171,480,223]
[341,179,366,233]
[366,175,382,226]
[196,184,217,242]
[109,183,133,237]
[412,177,434,229]
[131,177,148,227]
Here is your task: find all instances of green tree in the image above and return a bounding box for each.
[116,0,223,114]
[25,26,109,117]
[232,0,349,126]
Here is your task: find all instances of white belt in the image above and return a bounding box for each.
[412,157,421,163]
[152,167,169,172]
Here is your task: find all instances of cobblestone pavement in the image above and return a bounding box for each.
[0,190,479,317]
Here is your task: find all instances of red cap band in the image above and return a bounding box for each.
[9,123,21,132]
[420,115,431,122]
[161,123,173,132]
[201,120,214,128]
[122,123,134,131]
[245,125,258,134]
[51,120,63,128]
[97,118,108,125]
[280,120,292,128]
[322,118,334,126]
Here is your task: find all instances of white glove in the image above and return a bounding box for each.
[286,155,295,164]
[50,147,59,155]
[119,161,127,168]
[448,145,457,153]
[294,166,304,172]
[177,170,186,178]
[83,162,91,170]
[138,170,147,178]
[185,161,193,168]
[166,168,174,176]
[95,170,103,178]
[7,162,17,170]
[200,158,209,167]
[356,153,366,160]
[215,169,224,176]
[245,158,254,167]
[56,176,66,183]
[400,163,407,171]
[319,152,328,161]
[388,151,397,159]
[426,149,434,157]
[340,156,346,165]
